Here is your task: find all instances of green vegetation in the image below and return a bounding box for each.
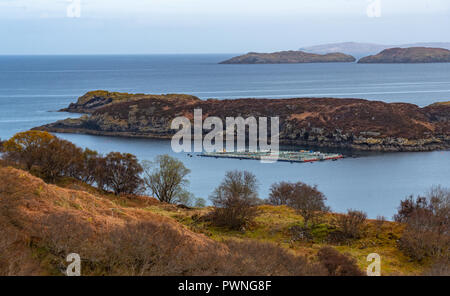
[142,155,191,204]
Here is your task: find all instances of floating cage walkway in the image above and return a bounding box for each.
[199,150,343,163]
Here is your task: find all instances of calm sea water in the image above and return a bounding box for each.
[0,55,449,218]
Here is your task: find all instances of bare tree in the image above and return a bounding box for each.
[336,210,367,239]
[209,170,260,229]
[396,186,450,261]
[268,181,293,205]
[142,155,191,204]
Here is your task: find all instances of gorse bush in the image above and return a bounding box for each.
[209,170,260,230]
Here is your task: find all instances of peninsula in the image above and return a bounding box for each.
[36,91,450,152]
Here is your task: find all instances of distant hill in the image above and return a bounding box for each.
[358,47,450,63]
[300,42,450,57]
[219,50,356,64]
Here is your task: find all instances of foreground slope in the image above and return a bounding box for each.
[0,167,428,275]
[0,167,326,276]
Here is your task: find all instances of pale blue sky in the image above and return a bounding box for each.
[1,0,449,54]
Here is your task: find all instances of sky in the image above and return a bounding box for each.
[0,0,449,54]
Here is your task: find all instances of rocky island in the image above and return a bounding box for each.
[358,47,450,63]
[35,91,450,152]
[219,50,356,64]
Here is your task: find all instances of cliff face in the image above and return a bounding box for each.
[219,50,356,64]
[358,47,450,63]
[36,91,450,152]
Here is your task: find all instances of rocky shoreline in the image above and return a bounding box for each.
[36,91,450,152]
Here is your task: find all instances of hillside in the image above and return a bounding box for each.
[219,50,356,64]
[0,166,428,276]
[37,91,450,152]
[358,47,450,63]
[0,167,325,276]
[300,42,450,57]
[300,42,391,57]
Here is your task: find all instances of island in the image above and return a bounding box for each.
[219,50,356,64]
[35,91,450,152]
[358,47,450,63]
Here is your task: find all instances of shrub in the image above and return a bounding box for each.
[194,198,206,208]
[374,215,386,238]
[396,186,449,261]
[2,132,87,183]
[335,209,367,239]
[2,130,55,170]
[289,225,313,242]
[223,239,326,276]
[422,259,450,276]
[394,195,429,223]
[37,138,84,183]
[32,213,327,276]
[317,247,365,276]
[79,148,100,185]
[268,181,293,205]
[103,152,144,195]
[142,155,191,204]
[209,170,260,230]
[269,181,329,227]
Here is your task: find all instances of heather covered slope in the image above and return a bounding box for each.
[37,91,450,152]
[219,50,356,64]
[0,167,430,276]
[0,167,326,276]
[358,47,450,63]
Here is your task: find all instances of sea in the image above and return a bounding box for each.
[0,54,449,218]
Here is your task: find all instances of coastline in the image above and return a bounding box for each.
[34,91,450,153]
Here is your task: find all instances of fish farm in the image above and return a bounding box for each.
[199,150,343,163]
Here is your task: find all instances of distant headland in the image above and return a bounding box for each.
[358,47,450,63]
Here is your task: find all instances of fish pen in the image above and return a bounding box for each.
[199,150,343,163]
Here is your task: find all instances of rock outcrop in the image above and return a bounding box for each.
[358,47,450,63]
[36,91,450,152]
[219,50,356,64]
